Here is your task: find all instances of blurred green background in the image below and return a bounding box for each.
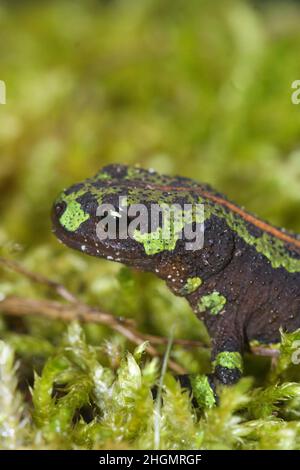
[1,0,300,450]
[0,0,300,362]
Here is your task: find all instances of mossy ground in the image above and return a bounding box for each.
[1,0,300,450]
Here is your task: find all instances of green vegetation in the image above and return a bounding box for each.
[1,0,300,449]
[1,325,300,449]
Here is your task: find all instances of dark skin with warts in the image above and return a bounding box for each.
[52,164,300,394]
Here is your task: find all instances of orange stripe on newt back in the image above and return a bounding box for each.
[147,184,300,251]
[202,191,300,250]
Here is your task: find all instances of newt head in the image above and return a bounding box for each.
[51,164,208,281]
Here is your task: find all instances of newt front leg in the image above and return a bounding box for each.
[209,315,244,386]
[176,311,244,406]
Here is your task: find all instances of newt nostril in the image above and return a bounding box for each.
[54,201,67,218]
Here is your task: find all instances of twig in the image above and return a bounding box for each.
[250,345,280,358]
[0,256,275,375]
[0,257,193,373]
[0,295,186,374]
[0,257,134,328]
[0,257,78,304]
[137,333,204,348]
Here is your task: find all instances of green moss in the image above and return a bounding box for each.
[1,325,300,449]
[249,340,280,351]
[190,374,216,409]
[198,291,227,315]
[0,341,27,448]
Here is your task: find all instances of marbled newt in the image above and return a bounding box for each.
[52,164,300,405]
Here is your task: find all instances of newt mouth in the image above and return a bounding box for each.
[51,203,154,268]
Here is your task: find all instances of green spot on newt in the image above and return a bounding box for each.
[205,202,300,273]
[180,277,202,295]
[213,352,243,372]
[198,291,226,315]
[95,172,110,180]
[132,204,187,255]
[133,227,179,255]
[58,192,90,232]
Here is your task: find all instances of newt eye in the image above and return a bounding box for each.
[54,201,67,218]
